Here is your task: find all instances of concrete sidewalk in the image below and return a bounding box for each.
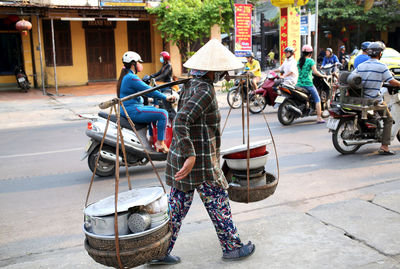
[3,190,400,268]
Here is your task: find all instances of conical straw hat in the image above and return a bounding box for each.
[184,39,244,71]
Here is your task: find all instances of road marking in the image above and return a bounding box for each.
[0,147,83,159]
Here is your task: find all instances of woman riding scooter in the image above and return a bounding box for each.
[151,51,173,83]
[117,51,175,153]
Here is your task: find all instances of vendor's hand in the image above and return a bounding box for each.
[166,95,176,103]
[175,156,196,181]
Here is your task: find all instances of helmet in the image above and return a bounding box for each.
[302,45,313,53]
[122,51,143,64]
[245,51,254,58]
[367,42,385,57]
[340,45,345,50]
[160,51,170,61]
[376,41,386,50]
[326,48,333,53]
[361,41,371,51]
[283,47,295,53]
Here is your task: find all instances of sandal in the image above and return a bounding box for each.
[222,241,255,261]
[316,120,326,124]
[155,142,169,154]
[378,149,395,155]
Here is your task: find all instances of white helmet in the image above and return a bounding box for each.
[122,51,143,64]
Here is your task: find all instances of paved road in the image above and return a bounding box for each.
[1,104,400,268]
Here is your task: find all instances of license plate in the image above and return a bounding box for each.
[84,140,93,152]
[275,96,286,104]
[327,118,340,130]
[18,77,25,83]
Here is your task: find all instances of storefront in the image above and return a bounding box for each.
[0,4,168,91]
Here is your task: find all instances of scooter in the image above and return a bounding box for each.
[248,71,280,114]
[227,71,263,109]
[81,78,179,177]
[327,75,400,154]
[14,65,30,92]
[274,75,331,125]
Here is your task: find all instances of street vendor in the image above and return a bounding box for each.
[149,39,255,265]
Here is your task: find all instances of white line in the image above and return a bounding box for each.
[0,147,83,159]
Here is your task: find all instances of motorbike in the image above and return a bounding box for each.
[327,73,400,154]
[274,75,332,125]
[14,65,30,92]
[81,76,178,177]
[248,71,280,114]
[226,71,263,109]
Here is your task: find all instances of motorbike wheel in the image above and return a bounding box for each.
[397,130,400,142]
[227,87,243,109]
[249,93,267,114]
[332,118,362,154]
[277,100,296,125]
[88,146,116,177]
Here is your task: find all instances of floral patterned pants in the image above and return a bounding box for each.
[167,181,242,254]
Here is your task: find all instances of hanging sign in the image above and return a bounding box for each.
[279,8,288,64]
[234,3,252,57]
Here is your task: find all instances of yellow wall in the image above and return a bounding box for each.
[115,21,128,79]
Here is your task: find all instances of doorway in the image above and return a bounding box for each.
[85,28,116,81]
[0,33,23,75]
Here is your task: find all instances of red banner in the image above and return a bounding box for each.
[280,8,288,64]
[234,4,252,57]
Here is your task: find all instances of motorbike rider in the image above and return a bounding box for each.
[297,45,328,124]
[354,41,371,69]
[338,45,347,69]
[353,42,400,155]
[150,51,173,83]
[321,48,339,67]
[245,51,261,91]
[117,51,175,153]
[272,46,298,86]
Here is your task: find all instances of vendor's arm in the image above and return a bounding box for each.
[173,84,213,158]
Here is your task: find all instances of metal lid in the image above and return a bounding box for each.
[220,139,272,156]
[84,187,163,217]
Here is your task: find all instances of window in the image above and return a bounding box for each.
[0,33,23,75]
[127,21,152,63]
[43,20,73,66]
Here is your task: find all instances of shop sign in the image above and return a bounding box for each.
[234,3,252,57]
[82,20,116,28]
[280,8,288,64]
[100,0,146,7]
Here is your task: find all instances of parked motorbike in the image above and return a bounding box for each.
[14,65,30,92]
[275,75,331,125]
[81,77,178,177]
[227,71,263,109]
[248,71,280,114]
[327,74,400,154]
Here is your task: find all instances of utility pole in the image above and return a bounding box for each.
[314,0,318,62]
[261,13,265,70]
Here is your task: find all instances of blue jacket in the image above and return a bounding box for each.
[322,55,339,66]
[120,70,166,110]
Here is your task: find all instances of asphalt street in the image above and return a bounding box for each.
[0,99,400,268]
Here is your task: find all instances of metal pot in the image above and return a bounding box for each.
[85,212,130,236]
[128,212,151,233]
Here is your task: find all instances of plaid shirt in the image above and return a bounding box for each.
[165,77,228,192]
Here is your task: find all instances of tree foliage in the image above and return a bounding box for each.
[305,0,400,30]
[147,0,234,58]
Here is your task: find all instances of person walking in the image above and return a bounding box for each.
[149,39,255,265]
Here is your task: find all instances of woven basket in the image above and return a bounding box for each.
[227,172,278,203]
[85,220,170,251]
[85,231,171,268]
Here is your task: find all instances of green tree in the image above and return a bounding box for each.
[147,0,234,61]
[306,0,400,31]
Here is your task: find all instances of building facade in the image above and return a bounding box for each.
[0,0,183,90]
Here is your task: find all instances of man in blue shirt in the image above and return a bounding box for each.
[354,42,400,155]
[354,41,371,69]
[321,48,339,67]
